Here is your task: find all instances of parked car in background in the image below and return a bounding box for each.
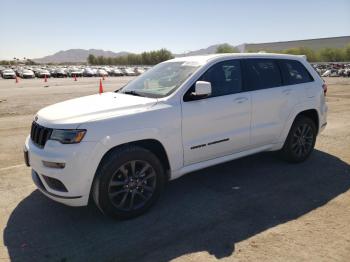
[122,67,137,76]
[329,69,339,77]
[68,68,83,77]
[20,69,35,79]
[15,68,21,77]
[83,68,95,77]
[51,68,67,78]
[135,67,145,75]
[344,69,350,77]
[36,69,51,78]
[103,67,113,76]
[1,69,16,79]
[96,69,108,77]
[111,68,124,76]
[313,63,350,78]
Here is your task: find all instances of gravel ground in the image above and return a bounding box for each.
[0,77,349,262]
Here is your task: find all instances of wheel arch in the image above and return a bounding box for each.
[96,138,171,180]
[89,138,171,206]
[294,109,319,134]
[278,107,320,147]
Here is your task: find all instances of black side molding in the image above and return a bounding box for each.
[190,138,230,150]
[208,138,230,146]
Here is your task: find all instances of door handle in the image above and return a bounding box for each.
[282,89,292,95]
[234,97,248,103]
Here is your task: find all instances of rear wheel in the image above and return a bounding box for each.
[92,145,165,219]
[281,116,317,163]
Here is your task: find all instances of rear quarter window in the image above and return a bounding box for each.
[278,59,314,85]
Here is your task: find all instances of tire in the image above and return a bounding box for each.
[92,145,165,219]
[280,116,317,163]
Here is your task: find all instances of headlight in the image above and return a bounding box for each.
[50,129,86,144]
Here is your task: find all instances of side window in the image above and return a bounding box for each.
[184,60,242,101]
[242,59,282,91]
[279,60,314,85]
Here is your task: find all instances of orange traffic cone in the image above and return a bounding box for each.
[44,74,47,82]
[99,79,104,94]
[15,76,19,83]
[74,74,77,81]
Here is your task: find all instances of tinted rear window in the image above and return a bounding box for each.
[278,60,313,85]
[242,59,282,91]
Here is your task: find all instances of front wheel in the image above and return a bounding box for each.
[92,145,165,219]
[280,116,317,163]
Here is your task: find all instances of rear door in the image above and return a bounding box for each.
[242,59,299,147]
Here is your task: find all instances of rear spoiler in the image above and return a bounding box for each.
[298,55,307,60]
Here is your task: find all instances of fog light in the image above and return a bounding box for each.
[42,161,65,169]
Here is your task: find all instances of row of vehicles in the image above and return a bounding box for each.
[312,63,350,77]
[0,66,148,79]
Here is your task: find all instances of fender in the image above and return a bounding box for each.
[99,127,182,169]
[82,128,181,203]
[277,100,321,144]
[88,126,182,177]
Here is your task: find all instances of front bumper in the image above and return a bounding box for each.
[2,75,16,79]
[24,135,102,206]
[22,74,34,79]
[31,170,86,206]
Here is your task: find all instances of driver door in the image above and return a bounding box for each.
[181,60,251,165]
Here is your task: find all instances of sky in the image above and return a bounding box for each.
[0,0,349,60]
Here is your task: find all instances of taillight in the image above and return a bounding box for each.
[322,83,327,96]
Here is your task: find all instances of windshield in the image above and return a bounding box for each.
[119,61,200,98]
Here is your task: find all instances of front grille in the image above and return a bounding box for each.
[30,121,53,148]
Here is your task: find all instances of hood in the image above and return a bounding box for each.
[36,92,158,128]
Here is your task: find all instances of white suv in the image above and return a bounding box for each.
[24,53,328,219]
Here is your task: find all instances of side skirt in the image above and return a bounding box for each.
[170,144,276,180]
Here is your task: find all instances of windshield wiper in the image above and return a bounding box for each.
[122,90,144,97]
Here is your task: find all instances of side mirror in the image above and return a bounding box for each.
[191,81,211,99]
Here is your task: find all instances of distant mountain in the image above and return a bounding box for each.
[33,49,130,64]
[32,36,350,63]
[175,44,223,57]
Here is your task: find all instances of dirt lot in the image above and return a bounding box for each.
[0,77,349,262]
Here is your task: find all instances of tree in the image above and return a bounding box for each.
[25,59,37,65]
[87,49,174,65]
[344,44,350,61]
[216,44,239,53]
[0,60,11,65]
[281,47,319,62]
[87,54,96,65]
[141,52,151,65]
[319,48,345,62]
[106,57,113,65]
[96,56,105,65]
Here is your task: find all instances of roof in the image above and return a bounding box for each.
[168,53,306,65]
